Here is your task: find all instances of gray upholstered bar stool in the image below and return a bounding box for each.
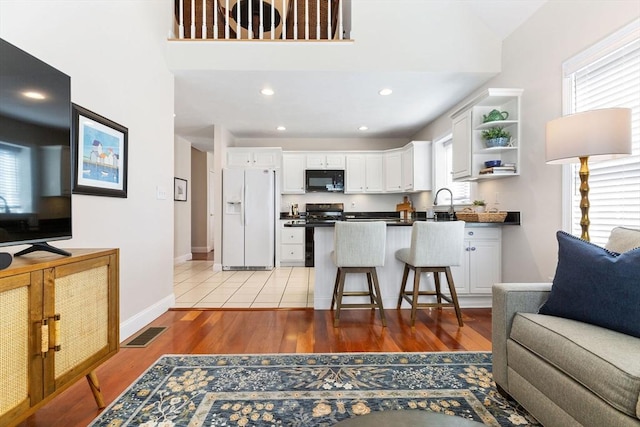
[331,221,387,327]
[395,221,466,327]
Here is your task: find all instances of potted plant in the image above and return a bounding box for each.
[472,199,486,213]
[481,127,511,148]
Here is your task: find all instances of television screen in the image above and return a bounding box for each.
[0,38,72,254]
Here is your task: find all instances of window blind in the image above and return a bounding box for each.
[0,142,22,212]
[564,24,640,246]
[433,134,472,205]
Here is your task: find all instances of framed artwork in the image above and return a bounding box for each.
[174,177,188,201]
[221,0,290,39]
[71,104,128,198]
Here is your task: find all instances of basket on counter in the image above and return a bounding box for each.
[456,209,508,223]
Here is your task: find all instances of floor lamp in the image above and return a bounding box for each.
[545,108,632,242]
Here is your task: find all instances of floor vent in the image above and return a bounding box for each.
[122,326,167,348]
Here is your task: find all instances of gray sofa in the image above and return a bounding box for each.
[492,227,640,427]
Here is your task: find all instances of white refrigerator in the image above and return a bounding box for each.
[222,168,276,270]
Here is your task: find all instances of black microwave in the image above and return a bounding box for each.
[305,170,344,192]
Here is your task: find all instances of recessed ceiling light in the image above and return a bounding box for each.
[276,126,286,131]
[23,91,46,100]
[378,88,393,96]
[261,88,275,96]
[358,126,369,131]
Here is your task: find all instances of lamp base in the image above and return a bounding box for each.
[578,156,590,241]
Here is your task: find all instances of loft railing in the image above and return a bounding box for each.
[174,0,346,40]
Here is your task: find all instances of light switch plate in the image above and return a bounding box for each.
[156,186,167,200]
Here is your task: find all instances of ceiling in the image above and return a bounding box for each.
[173,1,547,151]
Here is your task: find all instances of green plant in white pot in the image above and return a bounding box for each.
[481,127,511,148]
[472,200,487,213]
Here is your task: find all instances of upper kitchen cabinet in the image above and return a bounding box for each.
[402,141,432,192]
[282,153,305,194]
[305,153,345,170]
[379,142,434,193]
[227,148,282,169]
[451,88,523,181]
[384,149,403,192]
[345,153,384,193]
[451,110,472,180]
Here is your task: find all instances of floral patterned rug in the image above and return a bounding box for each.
[89,352,539,427]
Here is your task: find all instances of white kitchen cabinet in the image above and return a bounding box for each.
[280,225,305,266]
[282,153,305,194]
[402,141,432,192]
[227,148,281,169]
[451,110,472,180]
[305,153,345,170]
[345,153,384,193]
[281,141,432,195]
[384,150,402,192]
[450,227,502,296]
[451,88,522,181]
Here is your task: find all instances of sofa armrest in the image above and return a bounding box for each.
[492,283,552,392]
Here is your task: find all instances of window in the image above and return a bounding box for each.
[562,19,640,246]
[0,141,31,214]
[433,133,473,205]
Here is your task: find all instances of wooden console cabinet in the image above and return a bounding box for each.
[0,249,119,426]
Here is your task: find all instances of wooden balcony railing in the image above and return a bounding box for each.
[174,0,346,40]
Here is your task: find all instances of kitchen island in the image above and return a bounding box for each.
[285,214,520,310]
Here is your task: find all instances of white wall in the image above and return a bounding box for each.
[175,135,192,262]
[190,147,208,252]
[212,126,235,269]
[0,0,176,340]
[413,0,640,282]
[233,137,408,151]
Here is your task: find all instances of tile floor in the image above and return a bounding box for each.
[173,260,314,308]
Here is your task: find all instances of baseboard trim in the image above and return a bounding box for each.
[191,246,209,253]
[119,294,175,341]
[174,253,192,264]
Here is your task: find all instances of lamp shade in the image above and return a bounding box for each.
[545,108,632,164]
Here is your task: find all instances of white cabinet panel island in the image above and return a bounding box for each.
[312,223,504,310]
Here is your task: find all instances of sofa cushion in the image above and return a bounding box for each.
[539,231,640,338]
[606,226,640,253]
[510,313,640,419]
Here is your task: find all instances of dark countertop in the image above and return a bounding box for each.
[282,211,521,227]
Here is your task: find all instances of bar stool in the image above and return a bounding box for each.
[395,221,465,327]
[331,221,387,327]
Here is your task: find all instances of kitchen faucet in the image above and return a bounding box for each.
[0,196,9,214]
[433,188,454,220]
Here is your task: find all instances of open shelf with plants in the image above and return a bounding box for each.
[451,88,523,181]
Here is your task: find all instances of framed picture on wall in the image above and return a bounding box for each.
[174,177,188,201]
[71,104,128,198]
[221,0,290,39]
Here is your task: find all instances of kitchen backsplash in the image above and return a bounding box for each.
[281,192,430,213]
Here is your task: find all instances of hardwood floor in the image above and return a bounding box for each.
[18,307,492,427]
[191,251,214,260]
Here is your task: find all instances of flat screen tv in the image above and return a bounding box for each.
[0,38,72,259]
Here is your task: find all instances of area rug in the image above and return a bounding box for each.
[89,352,539,426]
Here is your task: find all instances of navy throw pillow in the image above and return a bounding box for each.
[539,231,640,338]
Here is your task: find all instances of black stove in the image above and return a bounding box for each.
[304,203,344,267]
[305,203,344,224]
